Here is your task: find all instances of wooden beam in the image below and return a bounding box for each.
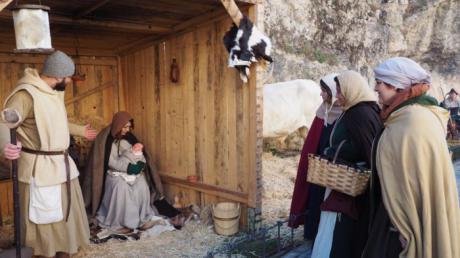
[156,0,219,11]
[0,54,118,65]
[220,0,244,26]
[117,6,249,55]
[116,35,163,55]
[160,174,249,204]
[235,0,258,4]
[0,45,117,57]
[172,8,228,32]
[0,10,171,34]
[65,81,114,106]
[0,0,12,12]
[54,16,170,34]
[115,0,214,16]
[75,0,111,18]
[115,7,224,54]
[247,3,262,209]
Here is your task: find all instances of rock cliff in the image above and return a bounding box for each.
[264,0,460,99]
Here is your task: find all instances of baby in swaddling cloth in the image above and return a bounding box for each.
[131,143,144,158]
[109,142,147,185]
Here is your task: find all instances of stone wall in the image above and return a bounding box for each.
[263,0,460,99]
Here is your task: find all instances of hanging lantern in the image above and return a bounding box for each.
[12,4,54,53]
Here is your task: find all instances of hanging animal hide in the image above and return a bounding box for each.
[223,15,273,83]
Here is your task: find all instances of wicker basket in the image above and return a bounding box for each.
[307,141,371,197]
[447,139,460,145]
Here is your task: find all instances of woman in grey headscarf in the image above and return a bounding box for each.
[362,57,460,258]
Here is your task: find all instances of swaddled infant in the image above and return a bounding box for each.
[130,143,144,160]
[110,142,147,184]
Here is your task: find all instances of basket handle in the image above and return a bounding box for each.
[332,140,347,163]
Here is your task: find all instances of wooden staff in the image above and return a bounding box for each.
[2,108,22,258]
[220,0,244,26]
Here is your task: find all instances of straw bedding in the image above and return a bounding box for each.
[0,151,302,256]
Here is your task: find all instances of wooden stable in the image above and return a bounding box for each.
[0,0,264,226]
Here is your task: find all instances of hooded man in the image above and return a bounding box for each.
[363,57,460,258]
[2,50,97,258]
[442,88,460,115]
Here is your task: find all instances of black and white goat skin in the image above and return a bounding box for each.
[223,15,273,83]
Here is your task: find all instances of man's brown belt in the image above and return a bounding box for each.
[21,147,71,222]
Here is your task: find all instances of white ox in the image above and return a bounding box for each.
[263,79,323,138]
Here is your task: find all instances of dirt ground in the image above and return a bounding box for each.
[0,151,302,257]
[260,152,300,223]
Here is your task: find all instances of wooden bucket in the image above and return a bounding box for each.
[212,202,240,236]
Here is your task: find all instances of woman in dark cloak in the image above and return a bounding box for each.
[311,71,383,258]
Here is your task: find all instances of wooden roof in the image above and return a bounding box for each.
[0,0,254,56]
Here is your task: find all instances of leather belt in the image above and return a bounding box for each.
[22,147,71,222]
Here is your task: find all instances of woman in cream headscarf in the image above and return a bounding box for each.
[311,71,382,258]
[362,57,460,258]
[289,74,342,242]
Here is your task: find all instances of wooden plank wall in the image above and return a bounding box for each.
[0,53,119,219]
[0,54,119,127]
[120,16,257,213]
[0,179,13,218]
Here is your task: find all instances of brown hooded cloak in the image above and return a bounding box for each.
[81,125,164,217]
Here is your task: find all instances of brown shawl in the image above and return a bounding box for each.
[81,126,164,216]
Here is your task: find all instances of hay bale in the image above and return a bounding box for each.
[68,116,106,167]
[263,126,308,153]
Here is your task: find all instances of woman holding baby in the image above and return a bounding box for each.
[82,111,179,233]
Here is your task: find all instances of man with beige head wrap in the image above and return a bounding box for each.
[363,57,460,258]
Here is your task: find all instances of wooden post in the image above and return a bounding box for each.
[0,196,2,226]
[0,0,12,12]
[220,0,244,26]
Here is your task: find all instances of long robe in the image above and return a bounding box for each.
[81,126,164,217]
[364,104,460,258]
[3,68,89,256]
[289,116,324,228]
[96,139,156,230]
[313,101,382,258]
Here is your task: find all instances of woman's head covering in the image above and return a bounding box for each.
[320,74,338,101]
[316,73,342,125]
[337,70,377,111]
[373,57,431,89]
[111,111,132,137]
